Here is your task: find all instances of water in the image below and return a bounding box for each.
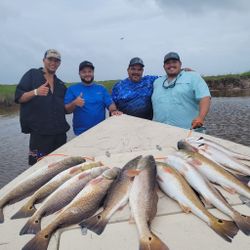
[0,97,250,188]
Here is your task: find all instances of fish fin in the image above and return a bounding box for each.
[222,186,237,194]
[157,175,164,183]
[79,212,108,235]
[234,174,250,185]
[140,232,169,250]
[189,158,202,168]
[11,202,37,219]
[21,229,51,250]
[210,218,238,242]
[239,195,250,207]
[125,169,141,177]
[233,212,250,235]
[19,216,41,235]
[0,207,4,223]
[179,203,191,213]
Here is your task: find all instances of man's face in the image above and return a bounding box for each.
[79,67,94,84]
[127,64,144,82]
[43,57,61,74]
[164,59,182,77]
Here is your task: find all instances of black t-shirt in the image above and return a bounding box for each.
[15,68,70,135]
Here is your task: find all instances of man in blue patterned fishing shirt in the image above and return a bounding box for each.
[111,57,158,120]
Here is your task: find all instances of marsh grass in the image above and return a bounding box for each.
[1,71,250,106]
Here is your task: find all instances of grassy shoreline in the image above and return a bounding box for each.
[1,72,250,108]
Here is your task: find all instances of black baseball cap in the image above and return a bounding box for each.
[164,52,180,63]
[129,57,144,67]
[79,61,94,71]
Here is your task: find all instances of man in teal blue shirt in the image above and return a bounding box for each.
[152,52,211,131]
[65,61,120,135]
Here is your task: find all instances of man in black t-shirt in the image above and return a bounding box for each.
[15,49,70,165]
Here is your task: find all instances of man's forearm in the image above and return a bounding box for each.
[199,96,211,120]
[18,90,36,103]
[65,102,76,113]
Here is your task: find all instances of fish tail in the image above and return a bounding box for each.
[0,207,4,223]
[11,200,37,219]
[233,212,250,235]
[239,195,250,207]
[210,218,239,242]
[21,227,52,250]
[139,232,169,250]
[19,215,41,235]
[79,211,108,235]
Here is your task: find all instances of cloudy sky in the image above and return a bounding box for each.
[1,0,250,84]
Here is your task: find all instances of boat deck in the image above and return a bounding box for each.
[0,115,249,250]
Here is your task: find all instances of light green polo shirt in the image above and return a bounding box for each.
[152,70,211,129]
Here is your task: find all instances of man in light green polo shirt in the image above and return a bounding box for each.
[152,52,211,132]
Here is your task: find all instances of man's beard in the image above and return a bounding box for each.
[80,76,94,84]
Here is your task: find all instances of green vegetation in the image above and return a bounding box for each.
[0,84,16,106]
[203,71,250,81]
[1,71,250,107]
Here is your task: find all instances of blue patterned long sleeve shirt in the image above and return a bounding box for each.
[111,75,158,120]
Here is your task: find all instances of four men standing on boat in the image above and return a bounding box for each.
[15,49,211,164]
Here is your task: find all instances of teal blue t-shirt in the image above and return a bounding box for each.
[152,71,211,129]
[64,83,113,135]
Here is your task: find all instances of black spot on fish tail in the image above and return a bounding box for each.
[79,212,108,235]
[11,203,37,219]
[233,212,250,236]
[21,230,51,250]
[239,195,250,207]
[20,217,41,235]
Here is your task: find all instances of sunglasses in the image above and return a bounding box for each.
[162,77,178,89]
[162,71,183,89]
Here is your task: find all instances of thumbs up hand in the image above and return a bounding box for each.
[37,81,50,96]
[74,92,85,107]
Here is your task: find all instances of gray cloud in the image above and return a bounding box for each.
[0,0,250,84]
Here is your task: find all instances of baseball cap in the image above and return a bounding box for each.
[129,57,144,67]
[164,52,180,63]
[79,61,95,71]
[44,49,61,60]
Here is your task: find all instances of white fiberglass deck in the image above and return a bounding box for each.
[0,115,249,250]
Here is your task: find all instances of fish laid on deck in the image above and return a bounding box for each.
[19,166,109,235]
[129,155,169,250]
[186,137,250,176]
[0,156,85,223]
[79,155,142,235]
[163,154,250,235]
[21,167,120,250]
[177,140,250,201]
[157,162,239,242]
[11,161,103,219]
[187,137,250,161]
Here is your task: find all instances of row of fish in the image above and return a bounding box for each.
[79,137,250,248]
[0,137,249,250]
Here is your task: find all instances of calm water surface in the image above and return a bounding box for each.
[0,97,250,188]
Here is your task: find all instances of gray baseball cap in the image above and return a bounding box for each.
[164,52,180,63]
[129,57,144,67]
[44,49,61,60]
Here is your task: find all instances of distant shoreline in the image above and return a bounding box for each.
[1,73,250,108]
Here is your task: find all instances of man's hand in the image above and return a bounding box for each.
[191,117,204,129]
[37,81,50,96]
[74,92,85,107]
[111,110,123,116]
